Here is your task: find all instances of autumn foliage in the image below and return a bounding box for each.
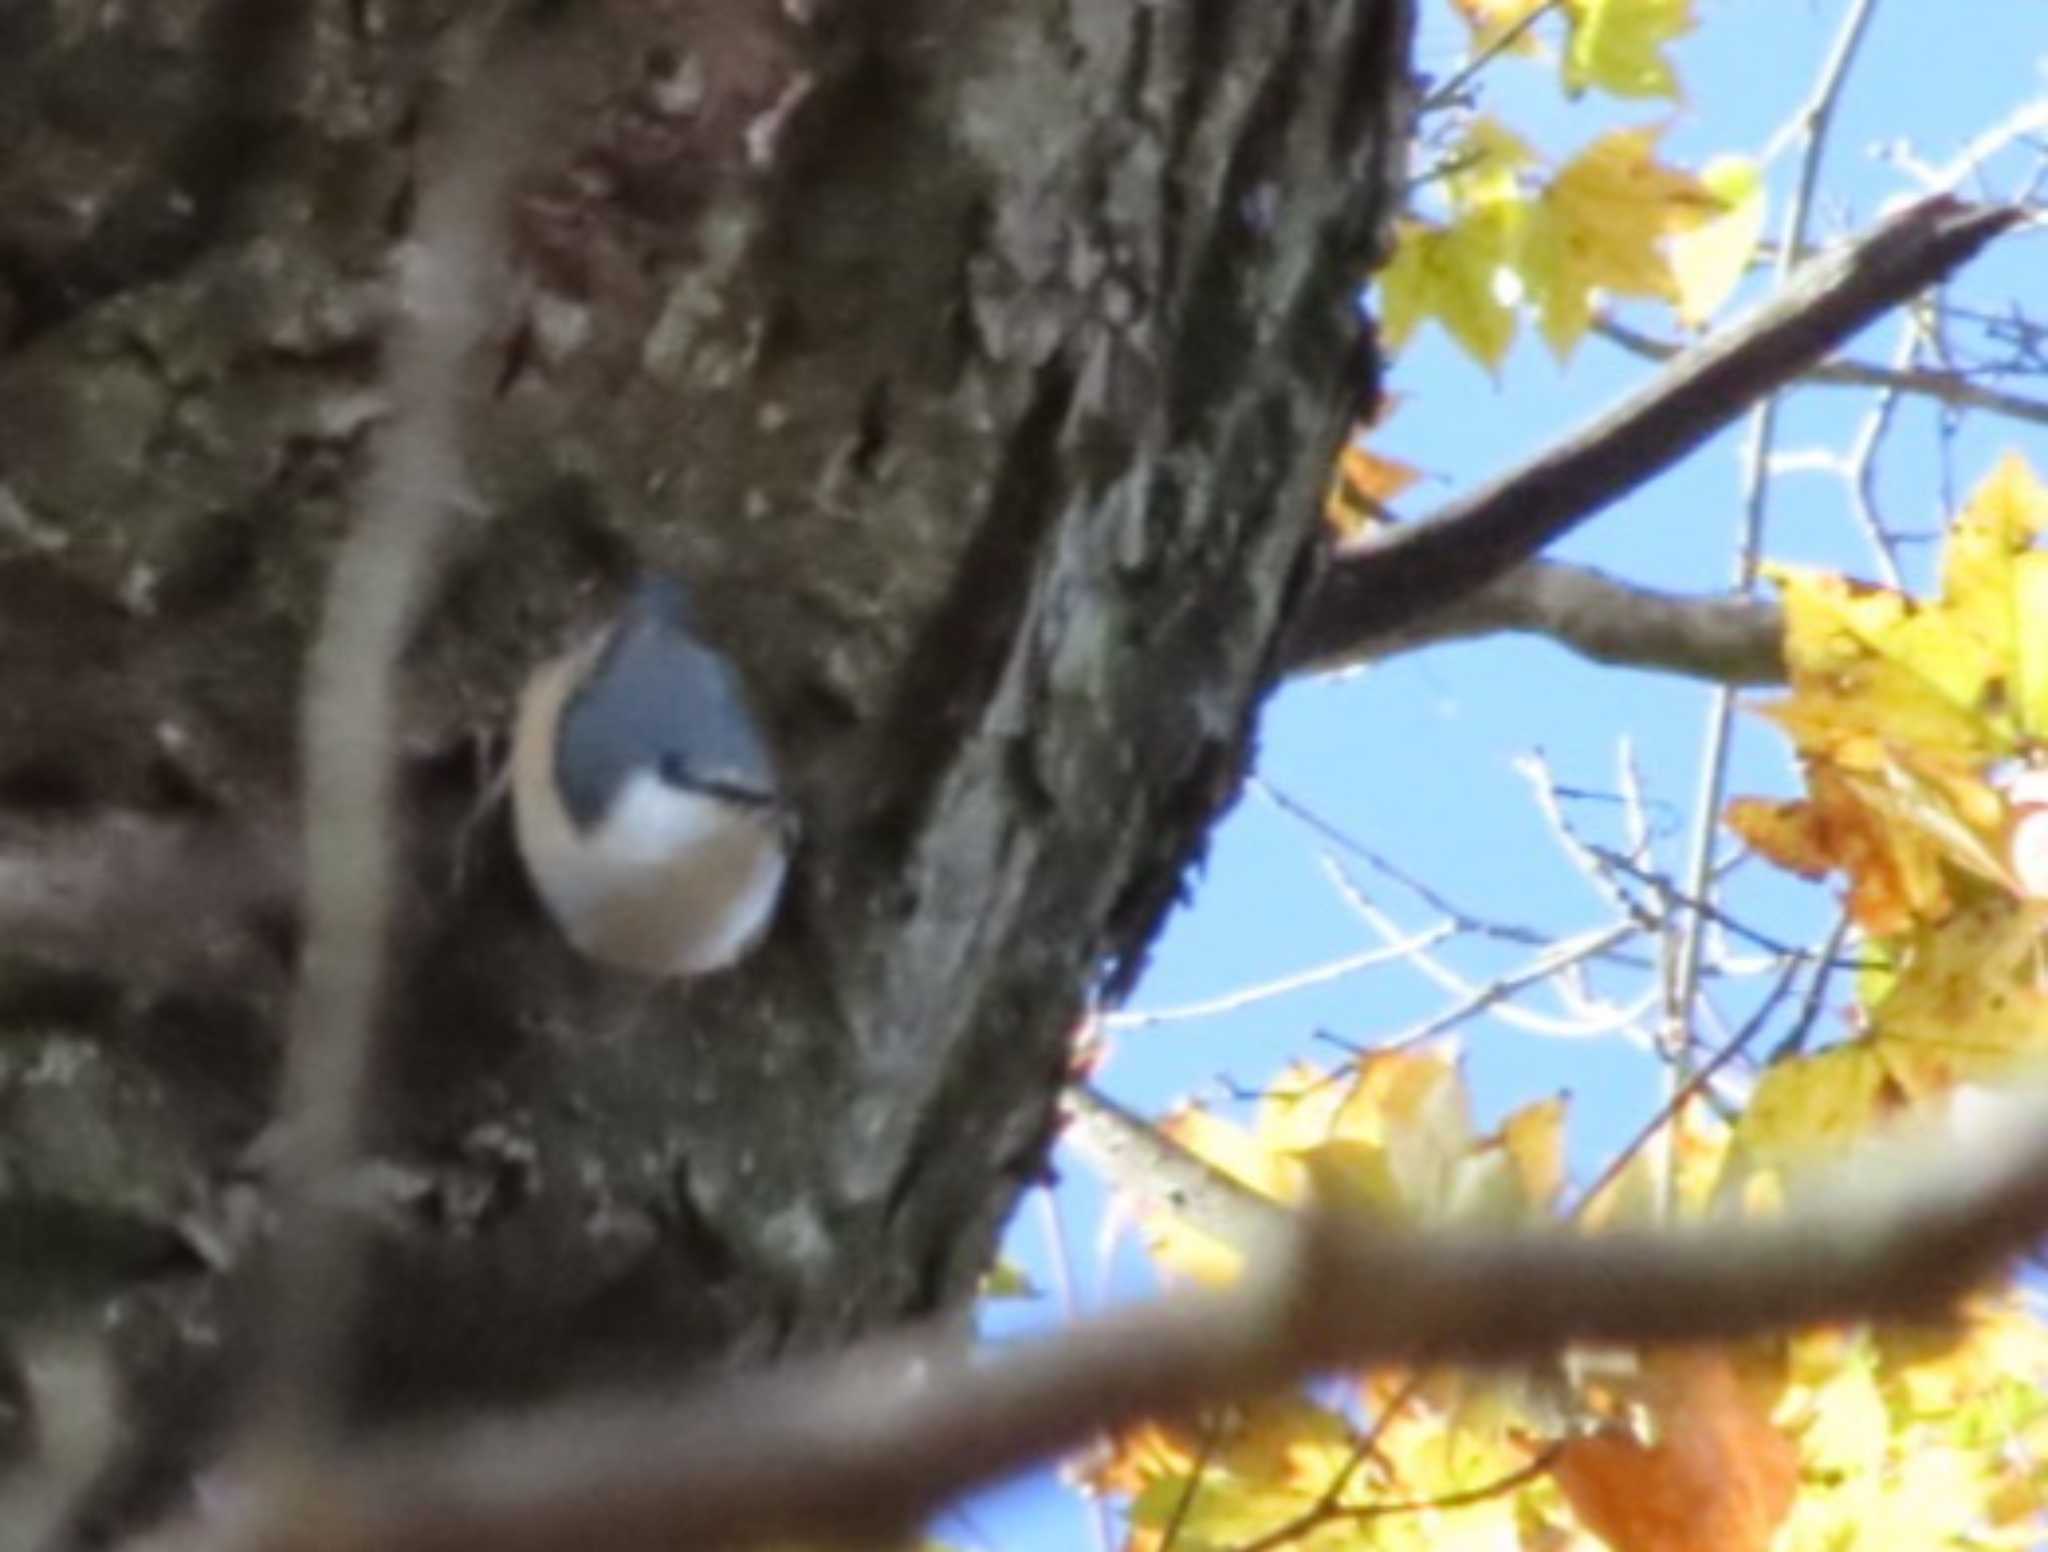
[1083,2,2048,1550]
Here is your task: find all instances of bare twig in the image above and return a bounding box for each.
[1283,194,2020,671]
[1589,313,2048,431]
[1223,1374,1425,1552]
[1840,317,1921,586]
[1913,97,2048,196]
[1063,1083,1294,1258]
[1320,859,1654,1044]
[1103,924,1457,1031]
[1157,1414,1225,1552]
[250,44,545,1448]
[1317,1445,1562,1536]
[1670,0,1884,1061]
[1419,0,1565,113]
[1250,779,1659,972]
[1568,946,1807,1223]
[1513,750,1660,928]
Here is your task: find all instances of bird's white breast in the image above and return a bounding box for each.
[513,652,789,977]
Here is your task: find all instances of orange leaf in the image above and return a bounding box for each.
[1552,1352,1798,1552]
[1725,764,1954,936]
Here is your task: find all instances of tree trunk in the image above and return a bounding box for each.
[0,0,1412,1533]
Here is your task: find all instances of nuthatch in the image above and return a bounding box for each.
[512,574,792,976]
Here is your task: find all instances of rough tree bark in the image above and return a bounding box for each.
[0,0,1413,1533]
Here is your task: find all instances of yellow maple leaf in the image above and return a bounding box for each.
[1380,211,1521,369]
[1940,450,2048,732]
[1731,528,2048,933]
[2017,552,2048,739]
[1580,1098,1729,1229]
[1785,1349,1890,1479]
[1501,1092,1570,1208]
[1737,744,2017,933]
[1445,114,1541,211]
[1880,1296,2048,1415]
[1521,128,1721,357]
[1868,894,2048,1096]
[1562,0,1695,101]
[1667,155,1765,326]
[1725,1042,1896,1190]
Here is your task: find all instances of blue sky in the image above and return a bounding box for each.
[968,5,2048,1547]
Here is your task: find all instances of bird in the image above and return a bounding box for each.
[511,573,793,977]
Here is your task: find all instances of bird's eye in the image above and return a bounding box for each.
[657,751,692,787]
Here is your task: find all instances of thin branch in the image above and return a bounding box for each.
[1839,316,1921,587]
[187,1087,2048,1552]
[1419,0,1564,113]
[1282,194,2021,672]
[1568,946,1806,1223]
[1917,97,2048,196]
[1157,1414,1226,1552]
[1063,1083,1294,1258]
[1223,1374,1425,1552]
[1305,557,1789,683]
[1671,0,1884,1059]
[1321,858,1653,1043]
[1103,924,1458,1030]
[1250,779,1660,972]
[1513,749,1661,929]
[1326,1445,1562,1528]
[249,44,544,1449]
[1589,313,2048,429]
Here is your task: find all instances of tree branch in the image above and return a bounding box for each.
[1591,314,2048,428]
[187,1090,2048,1552]
[1282,195,2021,672]
[1063,1082,1295,1255]
[250,40,548,1449]
[1310,558,1787,682]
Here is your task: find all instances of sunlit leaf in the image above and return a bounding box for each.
[1446,115,1543,210]
[1301,1138,1410,1223]
[1725,763,1956,937]
[1581,1099,1730,1229]
[1667,155,1765,326]
[1726,1043,1895,1187]
[1789,1351,1889,1477]
[1562,0,1694,100]
[2016,552,2048,738]
[1380,211,1521,368]
[1324,437,1424,538]
[1325,394,1425,539]
[1552,1351,1797,1552]
[1523,128,1722,357]
[1504,1095,1570,1205]
[1868,895,2048,1096]
[1763,566,2006,758]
